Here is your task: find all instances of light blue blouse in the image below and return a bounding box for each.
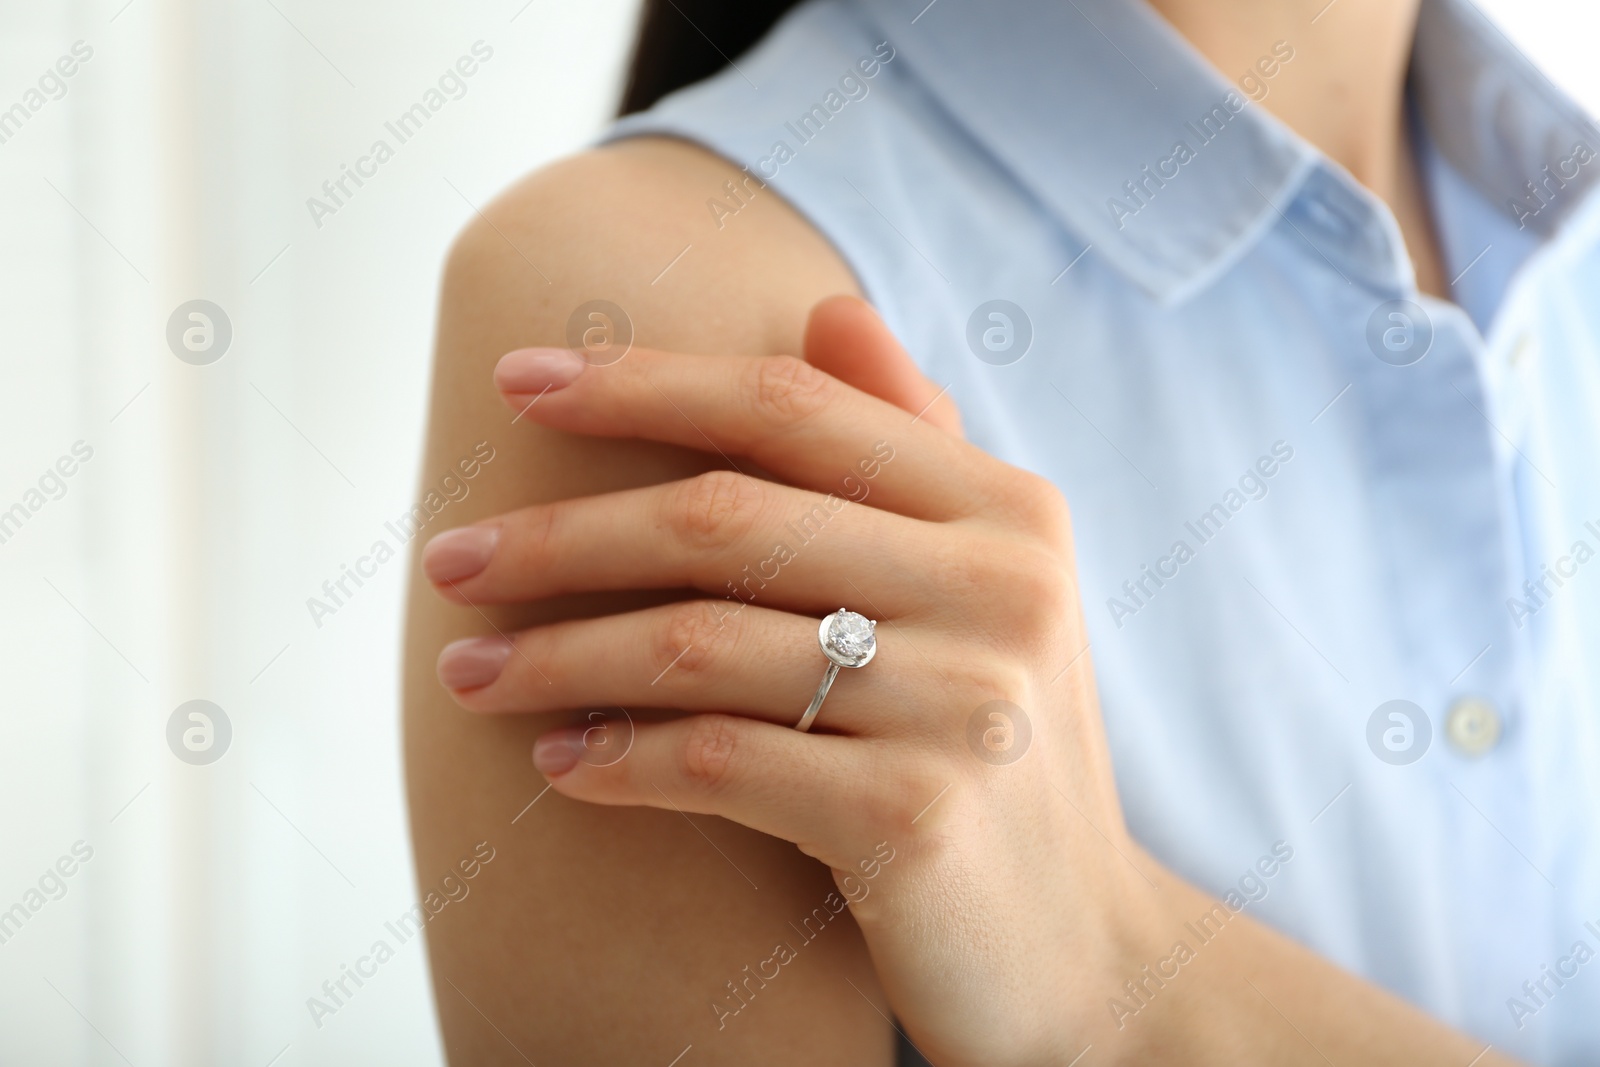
[608,0,1600,1061]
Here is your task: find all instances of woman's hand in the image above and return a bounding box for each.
[420,297,1161,1065]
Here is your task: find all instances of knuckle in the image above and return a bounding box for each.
[949,656,1033,707]
[996,468,1073,539]
[671,470,765,550]
[874,754,963,845]
[929,533,1077,647]
[993,545,1077,640]
[875,773,932,834]
[1028,563,1079,630]
[748,355,831,426]
[657,599,732,679]
[679,713,742,793]
[947,659,1036,726]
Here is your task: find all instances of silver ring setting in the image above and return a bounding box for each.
[794,609,877,732]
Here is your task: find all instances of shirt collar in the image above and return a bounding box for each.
[1412,0,1600,239]
[853,0,1600,304]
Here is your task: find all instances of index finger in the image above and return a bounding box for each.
[494,346,990,522]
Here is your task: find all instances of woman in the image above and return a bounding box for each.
[403,0,1600,1062]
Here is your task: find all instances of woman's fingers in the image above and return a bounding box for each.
[531,712,902,863]
[802,295,965,439]
[421,470,947,617]
[437,599,930,733]
[493,344,986,522]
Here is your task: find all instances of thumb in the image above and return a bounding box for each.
[802,295,964,438]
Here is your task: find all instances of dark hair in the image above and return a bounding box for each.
[619,0,804,116]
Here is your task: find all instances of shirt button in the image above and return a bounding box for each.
[1445,698,1502,756]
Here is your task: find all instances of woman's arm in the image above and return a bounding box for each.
[420,303,1528,1065]
[1127,851,1515,1065]
[407,135,1522,1067]
[402,137,899,1065]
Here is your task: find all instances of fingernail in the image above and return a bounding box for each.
[422,525,500,584]
[533,729,584,775]
[495,347,586,394]
[437,636,513,690]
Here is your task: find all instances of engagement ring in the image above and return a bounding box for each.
[794,608,877,732]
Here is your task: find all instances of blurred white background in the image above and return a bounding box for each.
[0,0,1592,1064]
[0,0,634,1063]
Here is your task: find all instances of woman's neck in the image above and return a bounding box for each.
[1148,0,1447,295]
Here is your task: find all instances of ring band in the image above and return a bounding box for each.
[794,609,877,732]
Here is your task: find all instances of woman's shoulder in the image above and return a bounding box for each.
[441,136,860,360]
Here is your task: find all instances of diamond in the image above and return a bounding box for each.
[825,610,876,661]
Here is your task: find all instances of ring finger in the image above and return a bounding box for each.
[437,598,934,733]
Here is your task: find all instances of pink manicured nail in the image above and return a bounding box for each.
[422,525,500,584]
[533,729,584,775]
[437,636,513,690]
[494,347,586,394]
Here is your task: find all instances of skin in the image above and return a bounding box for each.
[403,140,895,1065]
[1150,0,1448,295]
[403,3,1499,1063]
